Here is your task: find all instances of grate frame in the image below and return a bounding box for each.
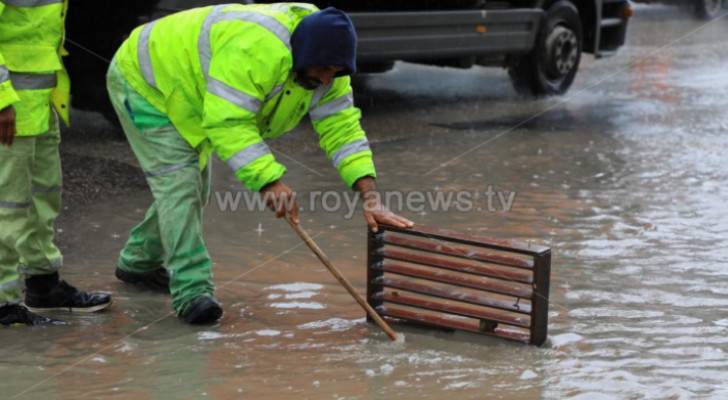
[367,224,551,346]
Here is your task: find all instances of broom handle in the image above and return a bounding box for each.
[285,216,398,341]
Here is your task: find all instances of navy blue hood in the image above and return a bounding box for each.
[291,7,357,76]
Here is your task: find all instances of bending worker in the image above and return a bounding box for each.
[0,0,112,326]
[107,3,413,324]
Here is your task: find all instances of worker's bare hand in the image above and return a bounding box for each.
[0,106,16,147]
[355,176,414,233]
[261,180,299,223]
[363,198,414,233]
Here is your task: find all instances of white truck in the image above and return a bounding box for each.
[65,0,632,120]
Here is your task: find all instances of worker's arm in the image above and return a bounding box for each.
[310,76,376,188]
[202,35,288,193]
[0,2,20,146]
[203,32,299,220]
[310,78,413,231]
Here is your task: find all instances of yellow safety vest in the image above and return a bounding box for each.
[114,3,376,191]
[0,0,70,135]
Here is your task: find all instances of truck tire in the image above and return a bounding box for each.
[508,1,582,96]
[695,0,723,20]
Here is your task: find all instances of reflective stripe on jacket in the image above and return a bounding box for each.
[114,3,376,192]
[0,0,70,135]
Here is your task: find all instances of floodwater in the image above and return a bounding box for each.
[3,5,728,399]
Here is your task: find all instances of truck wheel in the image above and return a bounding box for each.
[695,0,723,20]
[508,1,582,96]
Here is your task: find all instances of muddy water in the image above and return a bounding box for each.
[3,6,728,399]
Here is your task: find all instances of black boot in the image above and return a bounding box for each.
[0,303,64,326]
[25,273,112,313]
[179,295,223,325]
[115,267,170,294]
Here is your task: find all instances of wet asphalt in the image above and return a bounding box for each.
[4,4,728,399]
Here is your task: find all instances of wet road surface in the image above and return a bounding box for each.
[3,5,728,399]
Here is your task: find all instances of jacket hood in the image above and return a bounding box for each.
[290,7,357,76]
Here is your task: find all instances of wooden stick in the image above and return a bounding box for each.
[285,216,399,341]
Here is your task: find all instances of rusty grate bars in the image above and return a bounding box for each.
[367,224,551,346]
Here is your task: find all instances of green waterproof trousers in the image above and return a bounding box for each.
[107,61,214,314]
[0,112,63,304]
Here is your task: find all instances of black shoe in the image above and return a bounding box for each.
[115,266,170,294]
[25,274,112,313]
[0,303,65,326]
[179,296,223,325]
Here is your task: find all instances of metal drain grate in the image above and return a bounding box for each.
[367,224,551,345]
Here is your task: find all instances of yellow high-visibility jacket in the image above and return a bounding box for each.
[0,0,70,135]
[114,3,376,192]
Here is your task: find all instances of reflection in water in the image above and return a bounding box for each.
[3,6,728,400]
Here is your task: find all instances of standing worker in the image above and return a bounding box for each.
[107,3,413,324]
[0,0,112,326]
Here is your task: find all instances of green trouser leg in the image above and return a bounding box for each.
[0,113,63,304]
[0,240,21,304]
[119,203,165,273]
[107,61,214,314]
